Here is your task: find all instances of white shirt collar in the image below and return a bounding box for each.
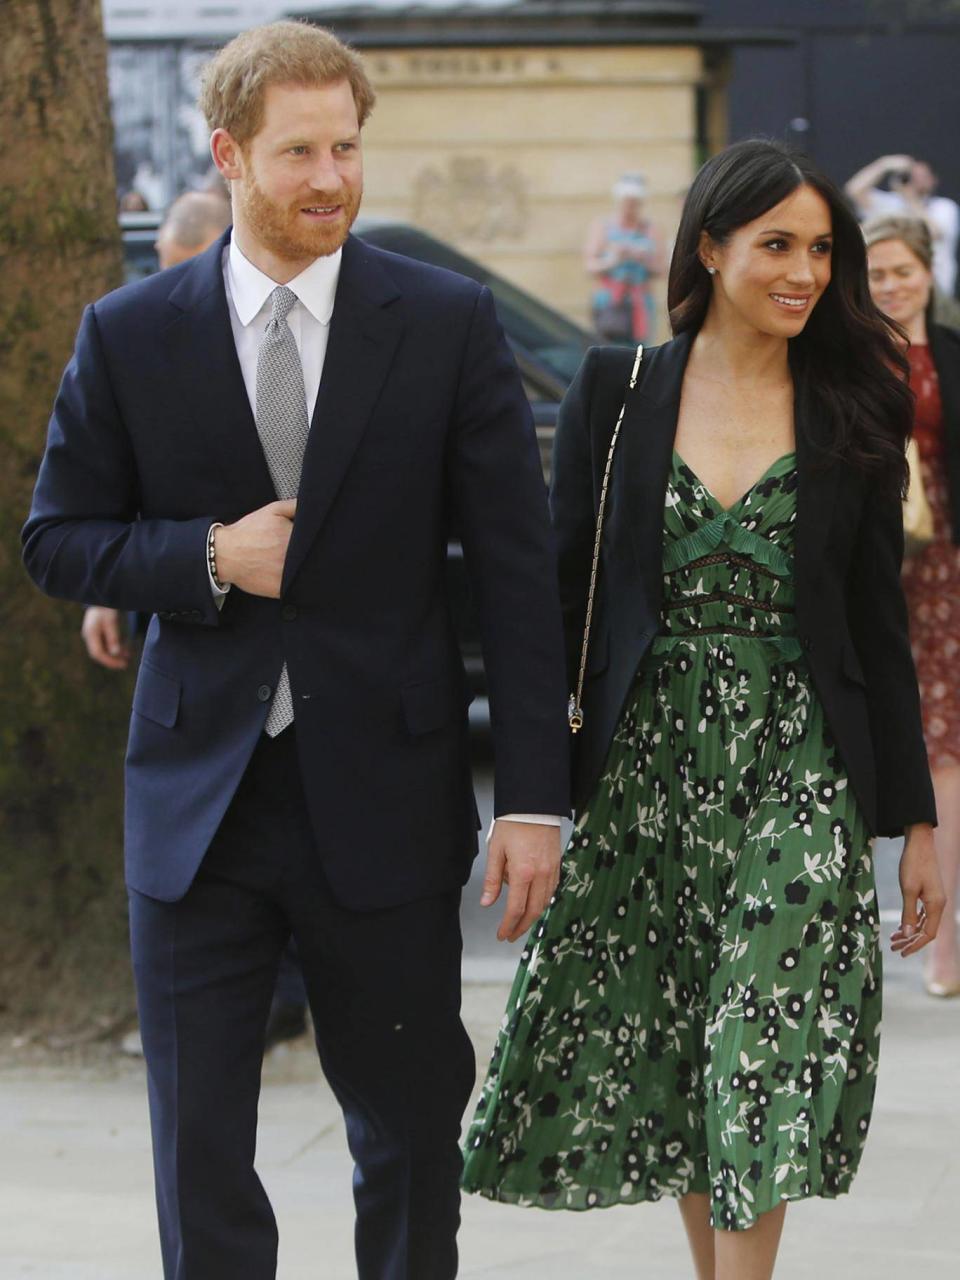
[227,235,342,328]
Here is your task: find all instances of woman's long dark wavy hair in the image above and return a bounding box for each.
[668,139,911,494]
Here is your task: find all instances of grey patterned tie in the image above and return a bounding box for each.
[255,285,310,737]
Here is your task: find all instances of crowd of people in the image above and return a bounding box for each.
[24,19,958,1278]
[585,150,960,344]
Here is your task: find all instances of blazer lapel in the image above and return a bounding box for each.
[282,235,403,592]
[162,231,276,513]
[619,331,693,609]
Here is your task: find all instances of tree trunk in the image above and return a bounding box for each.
[0,0,131,1029]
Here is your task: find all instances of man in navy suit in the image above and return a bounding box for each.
[23,21,569,1280]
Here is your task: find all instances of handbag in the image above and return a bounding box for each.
[592,296,634,343]
[903,436,934,556]
[569,343,644,733]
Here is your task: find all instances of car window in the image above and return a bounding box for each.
[354,221,591,384]
[120,212,162,283]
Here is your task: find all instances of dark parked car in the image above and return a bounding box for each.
[121,213,594,687]
[120,210,166,282]
[352,219,591,482]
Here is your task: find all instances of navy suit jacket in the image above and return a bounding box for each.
[23,231,570,908]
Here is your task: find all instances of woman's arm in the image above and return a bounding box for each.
[847,480,945,950]
[844,153,912,214]
[846,478,936,832]
[891,823,945,957]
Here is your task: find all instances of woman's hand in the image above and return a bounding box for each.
[891,823,945,957]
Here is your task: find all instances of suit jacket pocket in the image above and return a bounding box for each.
[133,661,181,728]
[841,643,867,688]
[401,675,463,736]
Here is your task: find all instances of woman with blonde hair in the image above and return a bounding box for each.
[866,213,960,996]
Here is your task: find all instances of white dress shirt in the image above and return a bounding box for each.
[207,239,340,605]
[224,236,341,422]
[209,238,561,831]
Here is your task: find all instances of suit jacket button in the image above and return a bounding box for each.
[281,604,298,621]
[257,684,272,702]
[801,636,813,651]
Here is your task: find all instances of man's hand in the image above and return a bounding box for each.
[81,606,130,670]
[891,823,946,958]
[481,820,561,943]
[213,499,297,599]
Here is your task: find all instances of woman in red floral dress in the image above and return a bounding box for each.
[867,215,960,994]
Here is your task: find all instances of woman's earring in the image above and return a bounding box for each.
[706,266,716,276]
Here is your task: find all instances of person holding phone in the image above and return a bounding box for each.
[846,153,959,298]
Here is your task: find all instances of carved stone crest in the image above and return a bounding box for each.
[411,156,528,243]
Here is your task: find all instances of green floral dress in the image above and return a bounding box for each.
[462,452,881,1231]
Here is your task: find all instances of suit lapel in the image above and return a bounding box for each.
[162,232,276,513]
[281,236,403,592]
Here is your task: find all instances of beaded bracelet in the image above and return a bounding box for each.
[207,522,226,591]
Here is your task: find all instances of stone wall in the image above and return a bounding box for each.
[360,43,719,338]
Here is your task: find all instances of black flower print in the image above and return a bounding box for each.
[462,451,880,1231]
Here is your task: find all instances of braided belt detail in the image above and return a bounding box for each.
[667,624,788,639]
[669,550,785,582]
[662,590,794,614]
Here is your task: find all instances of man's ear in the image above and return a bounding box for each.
[210,128,243,182]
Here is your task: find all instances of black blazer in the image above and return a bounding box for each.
[23,231,571,907]
[928,323,960,543]
[550,331,936,837]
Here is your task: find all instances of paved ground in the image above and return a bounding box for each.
[2,960,957,1279]
[2,739,958,1278]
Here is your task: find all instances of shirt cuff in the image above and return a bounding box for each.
[206,523,230,611]
[487,813,564,841]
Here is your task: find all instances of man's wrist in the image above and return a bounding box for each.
[488,814,563,842]
[210,523,234,588]
[497,814,563,826]
[207,523,231,604]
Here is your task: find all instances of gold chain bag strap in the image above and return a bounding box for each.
[569,343,644,733]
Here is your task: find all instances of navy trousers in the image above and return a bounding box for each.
[130,728,476,1280]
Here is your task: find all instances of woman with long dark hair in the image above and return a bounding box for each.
[462,140,945,1278]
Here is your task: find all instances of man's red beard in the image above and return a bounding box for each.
[238,170,361,262]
